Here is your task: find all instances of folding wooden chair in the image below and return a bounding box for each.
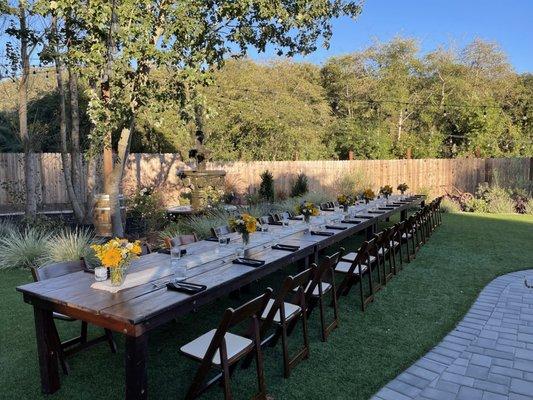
[212,225,234,239]
[31,260,117,375]
[180,289,272,400]
[259,268,313,378]
[334,240,376,311]
[303,250,341,341]
[375,229,395,284]
[165,233,199,248]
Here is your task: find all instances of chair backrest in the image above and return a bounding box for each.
[261,267,314,331]
[258,216,272,225]
[211,225,234,238]
[31,259,85,282]
[168,234,198,248]
[195,289,272,371]
[306,249,343,301]
[320,202,331,211]
[274,211,290,221]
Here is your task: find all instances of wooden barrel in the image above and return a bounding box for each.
[94,194,112,237]
[93,194,127,237]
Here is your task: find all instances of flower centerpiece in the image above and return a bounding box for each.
[362,188,375,204]
[296,201,320,223]
[397,183,409,195]
[379,185,393,199]
[337,194,354,211]
[91,239,142,286]
[229,213,257,246]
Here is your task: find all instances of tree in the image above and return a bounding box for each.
[48,0,361,236]
[2,0,43,217]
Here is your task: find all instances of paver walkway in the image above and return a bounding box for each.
[372,270,533,400]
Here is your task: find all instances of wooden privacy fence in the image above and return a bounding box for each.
[0,153,531,210]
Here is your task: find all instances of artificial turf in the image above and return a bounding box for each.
[1,212,532,400]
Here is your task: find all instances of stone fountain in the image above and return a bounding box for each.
[178,128,226,212]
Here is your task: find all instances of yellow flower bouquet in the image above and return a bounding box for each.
[91,238,142,286]
[229,213,257,245]
[296,201,319,223]
[379,185,393,199]
[362,188,376,203]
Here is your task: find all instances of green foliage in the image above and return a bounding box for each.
[258,170,275,202]
[334,171,370,196]
[440,198,462,213]
[290,173,309,197]
[180,209,233,239]
[126,187,167,234]
[464,198,488,213]
[483,187,515,214]
[0,219,17,237]
[0,228,51,270]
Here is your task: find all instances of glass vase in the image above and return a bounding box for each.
[241,231,250,246]
[110,265,128,287]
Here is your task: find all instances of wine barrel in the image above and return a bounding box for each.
[93,194,112,237]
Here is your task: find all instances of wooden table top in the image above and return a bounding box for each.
[17,196,423,336]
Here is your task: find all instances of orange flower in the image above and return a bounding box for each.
[101,247,123,268]
[131,241,142,255]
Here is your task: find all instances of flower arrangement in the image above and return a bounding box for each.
[362,188,376,203]
[296,201,320,223]
[397,183,409,194]
[91,238,142,286]
[337,194,354,211]
[379,185,393,198]
[229,213,257,245]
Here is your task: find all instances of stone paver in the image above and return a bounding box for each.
[372,270,533,400]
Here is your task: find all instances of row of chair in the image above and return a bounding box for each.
[180,197,443,399]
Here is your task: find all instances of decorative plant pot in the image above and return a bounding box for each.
[343,205,349,212]
[94,267,108,282]
[110,265,128,287]
[304,214,311,224]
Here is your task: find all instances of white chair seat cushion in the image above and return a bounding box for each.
[261,298,301,323]
[292,282,332,297]
[340,253,376,263]
[180,329,253,366]
[335,261,368,274]
[402,233,412,239]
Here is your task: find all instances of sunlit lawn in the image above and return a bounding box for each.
[1,212,532,400]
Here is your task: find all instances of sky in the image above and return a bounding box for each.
[251,0,533,73]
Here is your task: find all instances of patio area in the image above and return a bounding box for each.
[2,212,532,399]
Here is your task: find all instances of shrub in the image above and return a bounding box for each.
[290,173,309,197]
[510,189,529,214]
[126,187,167,235]
[464,198,488,213]
[0,219,16,237]
[0,228,51,270]
[334,171,369,196]
[158,222,183,246]
[276,189,288,201]
[258,170,275,202]
[180,208,233,239]
[440,197,461,213]
[483,186,515,214]
[44,228,98,267]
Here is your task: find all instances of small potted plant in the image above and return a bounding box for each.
[362,189,376,204]
[91,239,142,286]
[379,185,393,200]
[229,213,257,246]
[296,201,320,224]
[397,183,409,195]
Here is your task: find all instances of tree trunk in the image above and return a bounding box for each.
[68,70,83,199]
[109,124,134,237]
[52,15,85,222]
[397,108,404,142]
[18,2,38,217]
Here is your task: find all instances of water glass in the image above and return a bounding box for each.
[171,246,187,279]
[218,235,230,246]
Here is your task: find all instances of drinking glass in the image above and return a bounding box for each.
[171,246,187,280]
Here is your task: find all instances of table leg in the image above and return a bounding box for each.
[365,224,376,240]
[33,306,60,394]
[125,333,149,400]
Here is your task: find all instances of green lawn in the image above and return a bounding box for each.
[1,212,532,400]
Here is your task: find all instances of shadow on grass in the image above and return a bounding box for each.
[1,212,532,400]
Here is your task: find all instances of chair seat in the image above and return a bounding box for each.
[401,233,413,239]
[53,312,76,321]
[261,298,301,323]
[292,282,332,297]
[335,261,368,275]
[180,329,253,366]
[341,252,376,263]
